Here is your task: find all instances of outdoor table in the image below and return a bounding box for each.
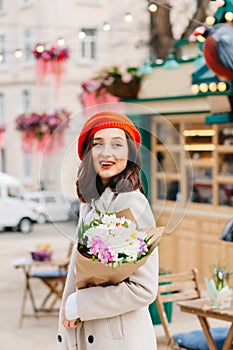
[177,298,233,350]
[13,257,68,327]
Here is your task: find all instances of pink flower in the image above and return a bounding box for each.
[98,248,113,264]
[121,73,132,83]
[88,236,113,264]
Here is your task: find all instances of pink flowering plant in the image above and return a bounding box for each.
[15,109,70,140]
[81,65,143,94]
[32,43,69,62]
[96,65,142,87]
[15,109,70,153]
[78,208,154,267]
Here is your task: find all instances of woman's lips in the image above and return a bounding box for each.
[100,161,115,169]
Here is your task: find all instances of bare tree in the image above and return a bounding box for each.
[150,0,210,60]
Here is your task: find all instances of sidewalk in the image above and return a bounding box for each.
[0,222,230,350]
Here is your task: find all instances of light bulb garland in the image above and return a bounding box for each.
[191,81,230,94]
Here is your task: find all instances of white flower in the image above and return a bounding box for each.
[79,211,150,265]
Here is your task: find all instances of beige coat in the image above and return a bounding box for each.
[58,188,159,350]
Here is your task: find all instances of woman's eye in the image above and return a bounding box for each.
[112,143,123,147]
[93,142,103,147]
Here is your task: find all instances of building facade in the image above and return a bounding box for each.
[0,0,149,197]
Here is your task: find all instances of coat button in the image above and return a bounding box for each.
[57,334,62,343]
[88,335,94,343]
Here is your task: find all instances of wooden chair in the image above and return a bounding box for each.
[155,268,202,349]
[156,268,231,350]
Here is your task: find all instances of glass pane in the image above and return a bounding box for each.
[218,124,233,146]
[218,184,233,206]
[155,122,180,145]
[219,154,233,175]
[157,179,180,201]
[157,151,180,173]
[189,168,213,204]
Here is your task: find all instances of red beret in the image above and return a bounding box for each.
[78,111,141,160]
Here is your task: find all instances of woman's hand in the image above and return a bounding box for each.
[62,307,81,329]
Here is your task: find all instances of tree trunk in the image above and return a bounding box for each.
[182,0,210,39]
[150,5,173,60]
[150,0,210,60]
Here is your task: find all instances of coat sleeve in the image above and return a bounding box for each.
[75,191,159,321]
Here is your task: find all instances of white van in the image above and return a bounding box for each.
[0,172,37,233]
[24,191,73,223]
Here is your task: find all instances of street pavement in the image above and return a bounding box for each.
[0,221,230,350]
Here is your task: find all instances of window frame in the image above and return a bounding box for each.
[0,32,7,66]
[78,27,98,62]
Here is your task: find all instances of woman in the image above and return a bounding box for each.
[58,111,159,349]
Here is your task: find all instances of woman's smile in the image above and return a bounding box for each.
[92,128,128,185]
[100,160,115,169]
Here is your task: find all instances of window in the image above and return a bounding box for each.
[0,0,6,12]
[20,0,33,7]
[21,88,31,111]
[23,28,33,62]
[22,152,32,179]
[0,92,4,123]
[0,149,6,172]
[79,28,97,60]
[0,34,6,65]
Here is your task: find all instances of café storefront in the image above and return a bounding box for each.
[124,57,233,284]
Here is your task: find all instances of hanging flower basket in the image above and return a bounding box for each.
[32,43,70,86]
[15,109,70,154]
[105,80,141,99]
[79,65,145,104]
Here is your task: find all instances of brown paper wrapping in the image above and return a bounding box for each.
[76,208,164,289]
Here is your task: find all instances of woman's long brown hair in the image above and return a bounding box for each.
[76,132,144,203]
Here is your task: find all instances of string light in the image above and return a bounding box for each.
[155,58,163,64]
[208,82,217,92]
[14,48,23,58]
[56,37,65,46]
[197,35,206,43]
[205,15,215,25]
[191,84,199,94]
[35,43,45,53]
[199,83,208,93]
[102,22,111,31]
[224,12,233,21]
[124,12,133,22]
[148,2,158,13]
[78,30,86,39]
[216,0,225,7]
[217,81,227,92]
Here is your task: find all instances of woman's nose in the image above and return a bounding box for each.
[101,142,112,156]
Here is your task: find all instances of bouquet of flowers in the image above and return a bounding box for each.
[205,263,232,309]
[76,208,164,289]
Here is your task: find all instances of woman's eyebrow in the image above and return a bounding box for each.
[93,137,125,141]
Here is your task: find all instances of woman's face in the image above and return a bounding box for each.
[91,128,129,185]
